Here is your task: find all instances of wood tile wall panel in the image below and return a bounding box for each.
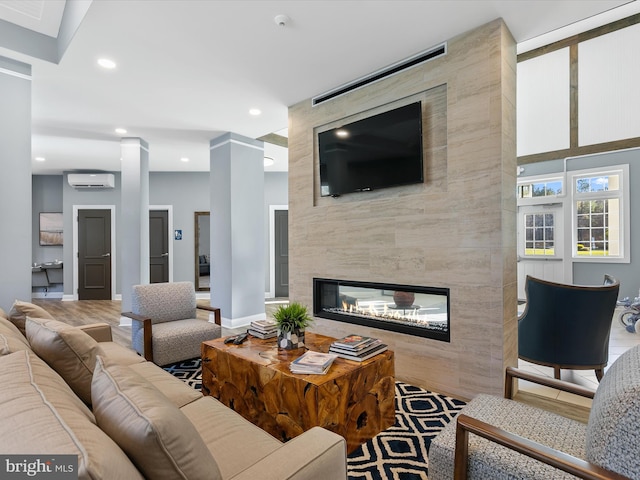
[288,19,516,399]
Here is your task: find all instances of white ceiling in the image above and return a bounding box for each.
[0,0,637,174]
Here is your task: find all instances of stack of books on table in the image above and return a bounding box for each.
[247,319,277,339]
[289,351,338,375]
[329,335,388,362]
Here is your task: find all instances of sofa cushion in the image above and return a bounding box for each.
[97,341,146,365]
[129,361,203,408]
[91,356,222,480]
[26,317,104,405]
[586,345,640,477]
[181,396,282,479]
[0,350,142,479]
[8,299,54,335]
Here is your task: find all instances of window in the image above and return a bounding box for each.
[572,166,628,262]
[518,179,562,199]
[524,212,555,256]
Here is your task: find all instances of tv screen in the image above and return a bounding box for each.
[318,102,423,197]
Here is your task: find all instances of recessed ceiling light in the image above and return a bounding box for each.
[35,156,45,162]
[263,157,274,167]
[97,58,117,69]
[115,127,127,134]
[249,108,261,116]
[180,157,189,162]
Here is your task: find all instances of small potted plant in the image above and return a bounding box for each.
[273,302,313,350]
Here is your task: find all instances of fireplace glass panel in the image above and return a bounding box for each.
[313,278,450,342]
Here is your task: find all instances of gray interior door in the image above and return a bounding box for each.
[274,209,289,298]
[78,209,112,300]
[149,210,169,283]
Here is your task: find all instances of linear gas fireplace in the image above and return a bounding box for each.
[313,278,450,342]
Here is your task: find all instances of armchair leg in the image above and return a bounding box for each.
[553,366,561,380]
[595,368,604,382]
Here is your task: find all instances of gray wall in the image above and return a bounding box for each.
[149,172,210,284]
[520,148,640,299]
[34,170,287,298]
[264,172,288,293]
[62,172,122,295]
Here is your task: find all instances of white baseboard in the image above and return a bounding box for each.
[62,294,76,302]
[221,312,265,329]
[119,316,132,327]
[31,292,63,299]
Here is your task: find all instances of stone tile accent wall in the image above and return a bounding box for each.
[288,19,517,400]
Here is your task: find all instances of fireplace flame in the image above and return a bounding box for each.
[333,298,431,326]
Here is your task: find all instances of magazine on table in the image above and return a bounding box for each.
[247,328,277,339]
[289,351,338,374]
[331,334,379,350]
[330,343,388,362]
[329,339,383,356]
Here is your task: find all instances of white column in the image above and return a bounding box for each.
[120,138,149,312]
[210,133,265,327]
[0,57,31,309]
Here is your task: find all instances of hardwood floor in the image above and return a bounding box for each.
[32,298,285,350]
[33,299,133,348]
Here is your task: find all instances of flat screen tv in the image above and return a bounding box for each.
[318,101,423,197]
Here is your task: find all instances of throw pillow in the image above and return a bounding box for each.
[0,317,30,349]
[26,317,104,405]
[91,356,222,480]
[0,351,143,479]
[8,300,54,335]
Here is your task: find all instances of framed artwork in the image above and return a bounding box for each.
[39,212,63,246]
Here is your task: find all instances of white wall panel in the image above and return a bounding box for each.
[517,48,570,156]
[579,23,640,145]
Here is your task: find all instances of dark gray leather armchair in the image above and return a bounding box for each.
[518,274,620,381]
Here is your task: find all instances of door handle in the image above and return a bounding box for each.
[161,253,169,257]
[102,253,111,257]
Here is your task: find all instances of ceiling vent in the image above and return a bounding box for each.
[312,43,447,106]
[67,173,115,189]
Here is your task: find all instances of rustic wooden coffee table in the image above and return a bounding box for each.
[201,332,395,453]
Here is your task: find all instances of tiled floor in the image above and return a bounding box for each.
[516,305,640,408]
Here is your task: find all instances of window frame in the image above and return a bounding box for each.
[570,164,630,263]
[517,174,565,207]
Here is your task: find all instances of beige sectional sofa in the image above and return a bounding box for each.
[0,303,347,480]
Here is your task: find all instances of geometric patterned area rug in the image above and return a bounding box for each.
[163,359,466,480]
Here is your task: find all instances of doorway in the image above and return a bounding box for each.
[149,209,169,283]
[273,207,289,298]
[77,209,113,300]
[517,203,567,300]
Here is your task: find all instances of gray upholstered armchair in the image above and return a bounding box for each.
[122,281,221,366]
[429,345,640,479]
[518,275,620,381]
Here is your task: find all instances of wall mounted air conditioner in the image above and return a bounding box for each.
[67,173,115,189]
